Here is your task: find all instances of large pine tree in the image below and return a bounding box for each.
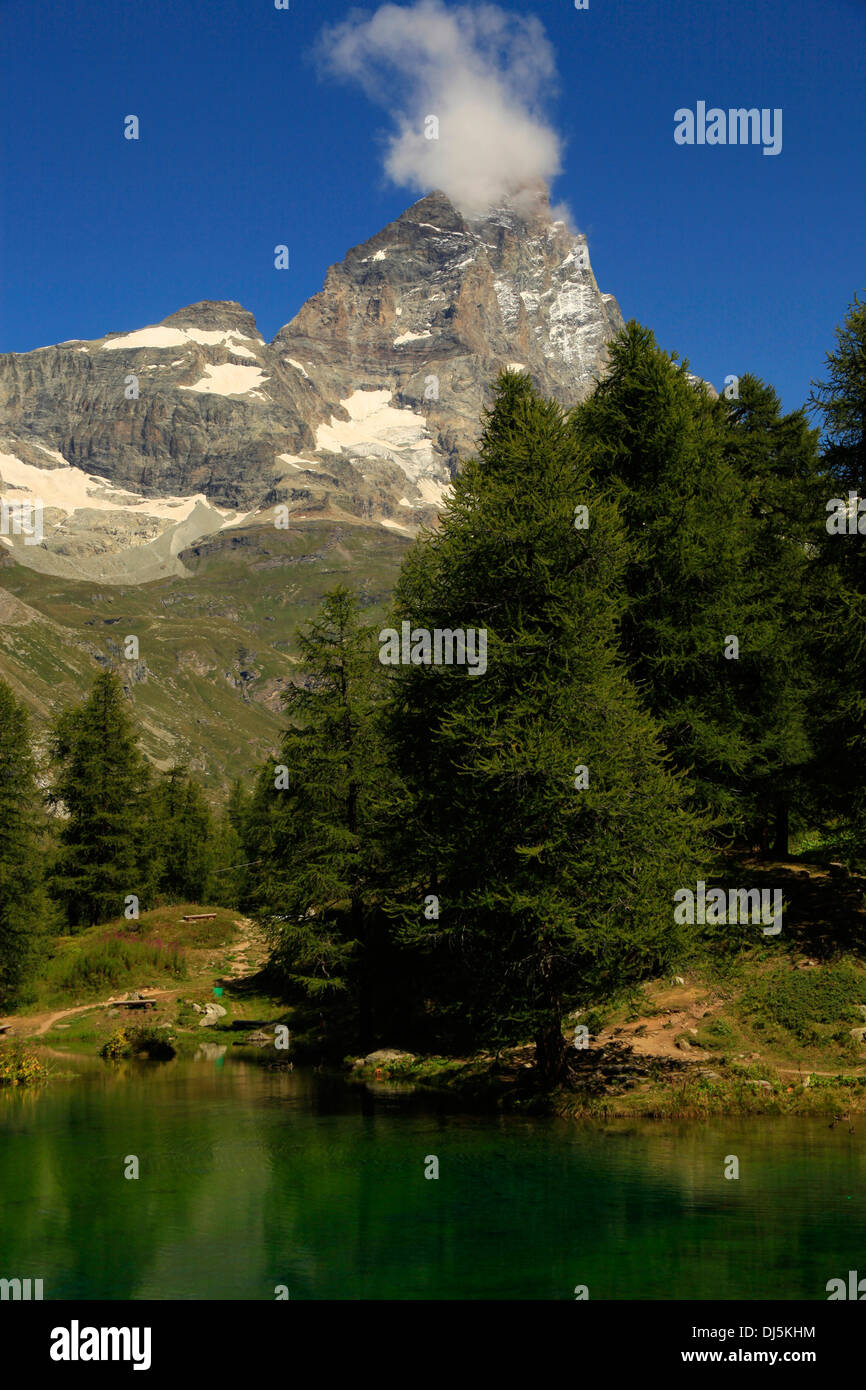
[386,372,706,1084]
[0,680,52,1004]
[51,668,153,927]
[808,293,866,489]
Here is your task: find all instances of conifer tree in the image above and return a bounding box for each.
[51,668,152,927]
[572,322,777,838]
[0,680,52,1004]
[209,779,248,908]
[807,295,866,851]
[250,588,393,1049]
[719,374,824,852]
[808,293,866,489]
[152,764,215,904]
[387,372,705,1084]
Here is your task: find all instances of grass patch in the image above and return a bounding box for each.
[41,935,186,1003]
[738,960,866,1044]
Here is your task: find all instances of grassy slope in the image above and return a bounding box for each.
[1,905,291,1062]
[0,519,409,795]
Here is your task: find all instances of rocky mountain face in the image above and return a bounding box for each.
[0,185,623,584]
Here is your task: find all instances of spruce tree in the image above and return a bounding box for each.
[386,372,705,1084]
[0,680,52,1004]
[152,764,215,904]
[51,669,152,928]
[249,587,393,1049]
[209,779,248,909]
[808,293,866,489]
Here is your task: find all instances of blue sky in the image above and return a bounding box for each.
[2,0,863,412]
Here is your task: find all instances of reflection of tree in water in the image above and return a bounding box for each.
[0,1065,221,1299]
[4,1070,866,1300]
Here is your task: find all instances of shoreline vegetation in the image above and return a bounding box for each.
[3,303,866,1109]
[5,848,866,1118]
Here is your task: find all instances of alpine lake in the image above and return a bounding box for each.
[1,1054,863,1300]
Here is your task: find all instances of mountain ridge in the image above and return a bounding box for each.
[0,185,624,584]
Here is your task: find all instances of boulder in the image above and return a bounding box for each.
[363,1048,415,1066]
[198,1003,227,1027]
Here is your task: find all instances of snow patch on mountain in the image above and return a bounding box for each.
[393,330,433,346]
[314,390,448,500]
[0,450,235,523]
[101,326,256,352]
[180,364,269,396]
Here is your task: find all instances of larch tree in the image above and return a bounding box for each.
[386,372,706,1085]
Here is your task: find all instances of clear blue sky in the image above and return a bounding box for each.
[2,0,863,412]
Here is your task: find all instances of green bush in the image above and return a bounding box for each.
[49,936,187,995]
[740,963,866,1042]
[0,1046,48,1085]
[100,1026,176,1060]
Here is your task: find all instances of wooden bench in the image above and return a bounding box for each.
[181,913,216,922]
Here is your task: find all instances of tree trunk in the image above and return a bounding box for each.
[535,1019,568,1088]
[773,801,789,858]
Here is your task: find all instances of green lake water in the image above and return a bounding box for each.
[1,1057,864,1300]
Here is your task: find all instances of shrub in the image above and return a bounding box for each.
[740,963,866,1042]
[99,1027,176,1060]
[50,937,187,995]
[0,1046,49,1085]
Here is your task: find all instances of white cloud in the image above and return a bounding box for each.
[317,0,563,217]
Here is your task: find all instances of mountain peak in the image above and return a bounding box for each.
[398,190,469,233]
[162,301,261,339]
[400,182,556,234]
[0,190,627,585]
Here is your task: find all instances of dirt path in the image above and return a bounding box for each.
[596,985,724,1062]
[221,918,268,984]
[0,919,269,1041]
[0,988,181,1039]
